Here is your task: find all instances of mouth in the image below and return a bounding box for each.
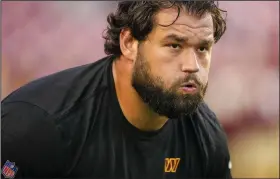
[181,81,197,88]
[180,81,198,93]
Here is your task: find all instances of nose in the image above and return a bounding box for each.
[181,50,200,73]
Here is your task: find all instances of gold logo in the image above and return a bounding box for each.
[165,158,180,173]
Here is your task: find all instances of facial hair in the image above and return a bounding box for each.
[131,52,207,119]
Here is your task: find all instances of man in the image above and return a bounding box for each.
[1,1,231,178]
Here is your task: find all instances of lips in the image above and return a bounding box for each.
[180,81,198,89]
[179,81,198,93]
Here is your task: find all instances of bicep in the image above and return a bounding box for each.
[1,102,67,178]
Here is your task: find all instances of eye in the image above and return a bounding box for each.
[168,44,181,49]
[197,46,209,53]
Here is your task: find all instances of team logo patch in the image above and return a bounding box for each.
[2,160,18,179]
[165,158,180,173]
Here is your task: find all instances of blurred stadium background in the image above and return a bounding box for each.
[2,1,279,178]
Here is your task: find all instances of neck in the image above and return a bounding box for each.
[113,56,168,132]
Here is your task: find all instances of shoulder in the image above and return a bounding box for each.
[1,102,71,177]
[1,56,116,177]
[194,101,229,155]
[195,102,228,143]
[2,56,114,115]
[192,102,231,177]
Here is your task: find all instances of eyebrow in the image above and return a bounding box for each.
[162,34,188,43]
[162,33,214,46]
[199,39,214,47]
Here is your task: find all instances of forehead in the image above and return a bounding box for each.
[152,8,214,40]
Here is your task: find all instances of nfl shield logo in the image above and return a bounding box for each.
[1,160,18,179]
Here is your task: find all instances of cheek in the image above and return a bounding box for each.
[199,53,211,67]
[149,63,179,89]
[150,62,180,89]
[144,41,178,65]
[199,54,211,73]
[142,45,175,75]
[140,44,182,87]
[199,66,210,85]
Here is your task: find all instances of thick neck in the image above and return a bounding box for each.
[112,56,168,132]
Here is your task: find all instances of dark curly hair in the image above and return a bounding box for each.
[103,1,227,57]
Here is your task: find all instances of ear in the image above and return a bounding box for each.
[119,28,138,62]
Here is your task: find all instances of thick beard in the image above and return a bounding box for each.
[132,52,207,119]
